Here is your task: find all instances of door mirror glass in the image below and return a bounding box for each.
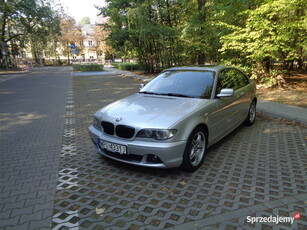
[217,88,234,97]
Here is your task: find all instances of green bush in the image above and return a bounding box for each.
[113,62,146,71]
[111,62,120,69]
[73,63,104,72]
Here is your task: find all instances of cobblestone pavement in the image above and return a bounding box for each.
[0,67,71,229]
[52,72,306,229]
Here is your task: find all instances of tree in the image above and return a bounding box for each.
[220,0,306,85]
[58,15,84,63]
[99,0,305,77]
[0,0,60,66]
[100,0,262,72]
[100,0,188,72]
[80,17,91,25]
[92,24,113,60]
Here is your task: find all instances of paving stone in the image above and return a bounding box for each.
[51,72,306,229]
[0,68,70,229]
[4,221,29,230]
[0,215,20,228]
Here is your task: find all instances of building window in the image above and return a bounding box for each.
[88,40,93,46]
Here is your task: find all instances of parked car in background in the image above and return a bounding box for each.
[88,66,257,171]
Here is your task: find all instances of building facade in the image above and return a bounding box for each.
[71,24,106,64]
[18,23,106,66]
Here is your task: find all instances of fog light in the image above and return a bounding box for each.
[147,154,162,163]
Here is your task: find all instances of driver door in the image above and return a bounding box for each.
[208,69,240,143]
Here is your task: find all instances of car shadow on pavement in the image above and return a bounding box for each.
[98,154,184,175]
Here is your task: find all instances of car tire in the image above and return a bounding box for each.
[181,127,207,172]
[244,100,256,126]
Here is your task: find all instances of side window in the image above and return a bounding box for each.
[231,69,249,89]
[217,69,249,93]
[216,69,236,94]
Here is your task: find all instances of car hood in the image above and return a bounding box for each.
[96,93,210,129]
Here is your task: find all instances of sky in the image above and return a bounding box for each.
[58,0,107,24]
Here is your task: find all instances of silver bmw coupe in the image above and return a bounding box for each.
[88,66,257,171]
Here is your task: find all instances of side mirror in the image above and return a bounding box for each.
[217,88,234,97]
[140,83,145,90]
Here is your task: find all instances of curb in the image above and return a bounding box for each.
[0,71,29,76]
[71,71,108,76]
[257,109,305,124]
[104,67,152,82]
[257,100,307,126]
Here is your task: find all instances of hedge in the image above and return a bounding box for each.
[112,62,146,71]
[73,63,104,72]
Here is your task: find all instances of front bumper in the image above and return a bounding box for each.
[88,125,186,168]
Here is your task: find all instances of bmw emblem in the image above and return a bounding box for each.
[116,117,122,122]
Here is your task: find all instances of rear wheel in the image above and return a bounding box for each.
[181,127,207,172]
[244,101,256,126]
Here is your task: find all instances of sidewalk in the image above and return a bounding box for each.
[0,72,29,83]
[103,67,307,126]
[257,100,307,125]
[104,67,152,82]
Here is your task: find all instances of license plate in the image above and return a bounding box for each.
[99,139,127,155]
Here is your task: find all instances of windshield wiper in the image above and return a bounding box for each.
[140,91,194,98]
[139,91,160,95]
[159,93,195,98]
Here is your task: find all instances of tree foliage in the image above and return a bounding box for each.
[0,0,60,65]
[101,0,189,72]
[58,15,84,62]
[80,17,91,25]
[93,24,113,59]
[100,0,306,80]
[220,0,306,85]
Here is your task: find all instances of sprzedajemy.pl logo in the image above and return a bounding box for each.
[247,213,301,225]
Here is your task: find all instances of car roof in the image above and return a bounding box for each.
[164,65,231,72]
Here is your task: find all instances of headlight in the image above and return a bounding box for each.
[93,116,101,130]
[136,129,178,140]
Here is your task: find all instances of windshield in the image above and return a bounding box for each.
[140,70,214,99]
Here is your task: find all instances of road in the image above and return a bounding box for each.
[0,67,71,229]
[0,67,306,229]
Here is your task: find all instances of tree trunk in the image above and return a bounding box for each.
[1,3,8,69]
[264,58,270,73]
[198,53,206,65]
[297,58,303,71]
[1,1,7,43]
[197,0,206,64]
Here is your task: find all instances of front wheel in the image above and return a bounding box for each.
[181,127,207,172]
[244,101,256,126]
